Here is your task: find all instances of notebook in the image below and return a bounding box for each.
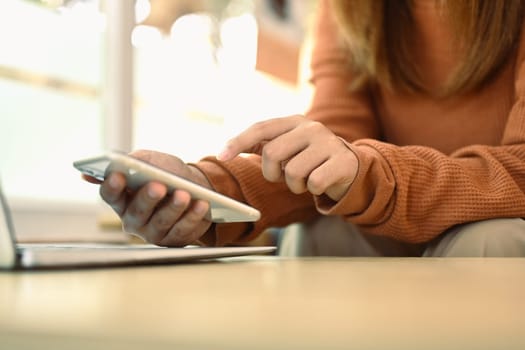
[0,186,275,269]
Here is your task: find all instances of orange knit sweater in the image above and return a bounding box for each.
[195,0,525,246]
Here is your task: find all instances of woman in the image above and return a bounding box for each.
[94,0,525,256]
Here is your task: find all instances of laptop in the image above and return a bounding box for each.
[0,186,275,269]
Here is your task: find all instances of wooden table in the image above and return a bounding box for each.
[1,257,524,349]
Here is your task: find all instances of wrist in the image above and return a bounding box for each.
[188,164,213,190]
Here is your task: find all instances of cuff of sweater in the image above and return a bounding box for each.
[191,158,251,246]
[314,142,383,217]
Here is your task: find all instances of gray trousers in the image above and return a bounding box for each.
[278,216,525,257]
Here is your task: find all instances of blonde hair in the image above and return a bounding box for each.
[331,0,525,97]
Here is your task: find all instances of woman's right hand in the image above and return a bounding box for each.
[95,150,213,247]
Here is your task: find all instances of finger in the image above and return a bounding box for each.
[305,160,333,196]
[283,146,329,194]
[306,157,354,198]
[257,128,309,182]
[100,172,128,216]
[258,121,328,183]
[121,182,167,233]
[140,190,192,244]
[158,200,211,247]
[217,115,303,161]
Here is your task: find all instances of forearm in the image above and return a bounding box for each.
[317,140,525,243]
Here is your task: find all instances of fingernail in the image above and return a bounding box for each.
[216,148,231,161]
[193,202,208,215]
[147,184,162,199]
[172,195,183,206]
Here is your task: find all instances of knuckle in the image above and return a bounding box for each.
[262,167,281,182]
[307,175,326,195]
[284,171,306,194]
[304,120,323,132]
[284,165,303,181]
[262,145,280,162]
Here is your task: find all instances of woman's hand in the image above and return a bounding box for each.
[217,115,359,201]
[88,150,213,247]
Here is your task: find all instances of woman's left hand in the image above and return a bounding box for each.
[217,115,359,201]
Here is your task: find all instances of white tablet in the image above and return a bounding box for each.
[73,151,261,223]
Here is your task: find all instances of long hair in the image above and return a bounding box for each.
[331,0,525,97]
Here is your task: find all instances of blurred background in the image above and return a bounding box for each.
[0,0,317,241]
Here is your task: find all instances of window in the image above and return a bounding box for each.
[0,0,105,204]
[132,0,313,162]
[0,0,314,217]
